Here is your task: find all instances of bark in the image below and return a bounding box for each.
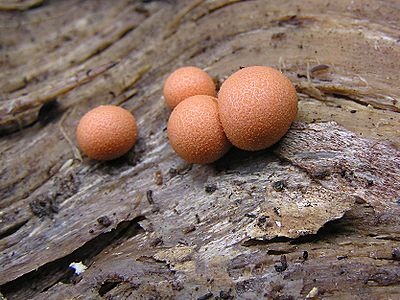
[0,0,399,299]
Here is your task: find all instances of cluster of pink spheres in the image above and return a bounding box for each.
[76,66,298,164]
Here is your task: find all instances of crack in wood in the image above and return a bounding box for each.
[0,216,145,299]
[1,0,399,298]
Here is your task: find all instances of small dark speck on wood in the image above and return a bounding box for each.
[273,207,282,217]
[274,255,288,272]
[97,216,112,227]
[392,248,400,260]
[195,214,201,224]
[146,190,154,204]
[197,292,213,300]
[271,32,286,40]
[257,215,273,229]
[219,289,233,299]
[178,239,189,246]
[244,213,257,218]
[257,215,268,224]
[303,250,309,261]
[168,168,177,177]
[312,170,331,180]
[273,180,286,191]
[205,183,217,194]
[154,170,163,185]
[29,195,59,218]
[150,237,163,247]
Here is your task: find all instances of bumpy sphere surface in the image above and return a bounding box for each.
[218,66,298,151]
[163,66,216,109]
[167,95,231,164]
[76,105,137,160]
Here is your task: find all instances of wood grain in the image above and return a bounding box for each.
[0,0,399,299]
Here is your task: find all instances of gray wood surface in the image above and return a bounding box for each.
[0,0,399,299]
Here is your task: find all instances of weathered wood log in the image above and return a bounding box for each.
[0,0,399,299]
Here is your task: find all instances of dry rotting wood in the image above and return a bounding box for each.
[0,0,399,299]
[2,122,399,299]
